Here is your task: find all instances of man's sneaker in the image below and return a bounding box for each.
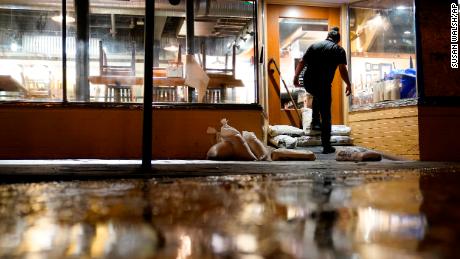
[322,146,336,154]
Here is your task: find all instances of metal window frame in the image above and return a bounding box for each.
[347,0,420,112]
[57,0,262,167]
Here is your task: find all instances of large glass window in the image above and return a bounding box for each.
[0,0,258,104]
[349,0,417,109]
[0,1,64,102]
[81,0,145,103]
[152,0,257,104]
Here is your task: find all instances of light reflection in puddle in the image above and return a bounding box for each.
[0,171,456,258]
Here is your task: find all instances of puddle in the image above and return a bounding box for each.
[0,170,458,258]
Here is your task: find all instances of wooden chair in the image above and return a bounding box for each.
[199,43,241,103]
[200,42,236,77]
[21,65,52,99]
[99,41,136,102]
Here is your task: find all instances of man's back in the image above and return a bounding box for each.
[303,39,347,87]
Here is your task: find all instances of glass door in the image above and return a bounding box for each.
[266,5,343,126]
[278,18,328,110]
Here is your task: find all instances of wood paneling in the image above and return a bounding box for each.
[0,106,263,159]
[349,106,420,160]
[266,4,342,127]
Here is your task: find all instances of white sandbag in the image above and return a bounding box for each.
[302,108,313,131]
[331,136,353,146]
[206,127,222,145]
[220,118,241,138]
[268,125,304,137]
[271,148,316,161]
[219,119,257,161]
[222,134,257,161]
[304,129,321,136]
[297,136,322,147]
[207,141,234,160]
[331,125,352,136]
[269,135,297,149]
[242,131,269,161]
[336,147,382,162]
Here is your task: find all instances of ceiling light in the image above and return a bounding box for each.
[51,15,75,24]
[396,6,407,10]
[404,31,411,35]
[10,42,18,52]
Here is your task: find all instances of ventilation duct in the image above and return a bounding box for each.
[0,0,254,17]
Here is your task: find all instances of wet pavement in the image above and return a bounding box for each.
[1,169,460,258]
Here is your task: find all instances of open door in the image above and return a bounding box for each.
[266,4,343,127]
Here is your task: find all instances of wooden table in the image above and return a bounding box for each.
[89,74,244,102]
[0,75,26,92]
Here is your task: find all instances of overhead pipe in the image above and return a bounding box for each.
[186,0,194,55]
[110,13,117,38]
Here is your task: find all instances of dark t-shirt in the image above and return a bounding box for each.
[302,39,347,87]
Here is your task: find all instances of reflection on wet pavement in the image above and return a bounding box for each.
[0,171,457,258]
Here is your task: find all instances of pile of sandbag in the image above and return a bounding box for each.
[268,108,353,148]
[206,119,268,161]
[206,119,316,161]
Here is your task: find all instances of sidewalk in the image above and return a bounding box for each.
[1,151,459,183]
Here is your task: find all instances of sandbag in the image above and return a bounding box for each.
[302,108,313,131]
[331,125,352,136]
[269,135,297,149]
[271,148,316,161]
[336,147,382,162]
[304,129,321,136]
[268,125,304,137]
[297,136,322,147]
[296,136,353,147]
[206,127,222,145]
[206,141,234,160]
[242,131,269,161]
[220,119,257,161]
[331,136,353,146]
[220,118,241,138]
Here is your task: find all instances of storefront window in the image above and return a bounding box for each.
[349,0,417,109]
[152,0,257,104]
[82,0,145,103]
[0,1,64,102]
[0,0,257,105]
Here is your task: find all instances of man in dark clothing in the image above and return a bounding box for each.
[293,27,352,154]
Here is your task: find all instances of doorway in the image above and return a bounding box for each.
[266,4,343,127]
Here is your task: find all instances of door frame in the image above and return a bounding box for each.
[266,4,343,127]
